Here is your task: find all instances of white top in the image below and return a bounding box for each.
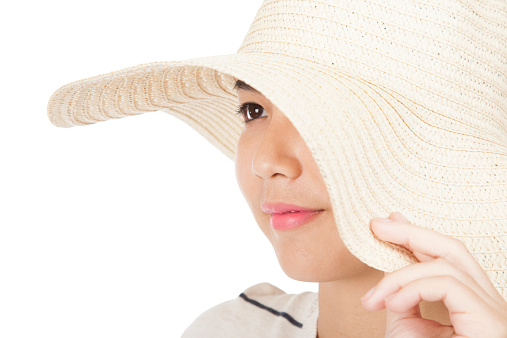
[182,282,319,337]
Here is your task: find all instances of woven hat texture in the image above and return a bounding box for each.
[48,0,507,299]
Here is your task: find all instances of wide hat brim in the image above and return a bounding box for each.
[48,52,507,299]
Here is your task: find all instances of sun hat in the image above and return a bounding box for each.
[47,0,507,300]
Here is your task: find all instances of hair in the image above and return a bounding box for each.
[233,79,260,94]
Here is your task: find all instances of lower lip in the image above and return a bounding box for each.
[270,211,323,231]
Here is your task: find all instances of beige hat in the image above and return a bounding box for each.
[48,0,507,299]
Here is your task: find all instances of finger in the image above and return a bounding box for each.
[370,215,499,300]
[387,276,504,338]
[362,258,496,311]
[384,276,488,318]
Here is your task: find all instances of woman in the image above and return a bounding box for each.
[212,78,505,337]
[48,0,507,336]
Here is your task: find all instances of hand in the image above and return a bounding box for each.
[361,212,507,338]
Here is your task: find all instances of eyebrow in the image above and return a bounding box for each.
[233,79,261,94]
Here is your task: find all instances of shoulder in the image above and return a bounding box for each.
[182,282,319,338]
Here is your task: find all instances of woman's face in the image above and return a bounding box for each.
[235,87,372,282]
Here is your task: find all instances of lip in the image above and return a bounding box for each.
[261,202,324,231]
[261,202,323,215]
[269,210,323,230]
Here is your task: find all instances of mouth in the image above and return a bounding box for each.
[269,210,324,231]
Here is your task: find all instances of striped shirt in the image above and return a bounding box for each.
[182,282,319,337]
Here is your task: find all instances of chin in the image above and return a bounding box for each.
[273,240,371,282]
[274,245,338,282]
[282,266,339,283]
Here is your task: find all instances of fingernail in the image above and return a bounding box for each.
[361,286,376,300]
[393,212,409,222]
[374,218,393,223]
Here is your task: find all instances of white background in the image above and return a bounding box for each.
[1,0,318,337]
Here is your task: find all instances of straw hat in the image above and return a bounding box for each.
[47,0,507,299]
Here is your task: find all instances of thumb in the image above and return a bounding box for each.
[387,212,434,263]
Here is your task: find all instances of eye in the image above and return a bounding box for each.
[235,102,268,123]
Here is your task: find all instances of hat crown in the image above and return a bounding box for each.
[238,0,507,135]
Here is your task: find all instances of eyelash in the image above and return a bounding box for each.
[235,102,267,124]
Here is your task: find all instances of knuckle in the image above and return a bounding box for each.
[437,238,473,266]
[449,237,468,253]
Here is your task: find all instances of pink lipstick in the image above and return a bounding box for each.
[261,202,324,231]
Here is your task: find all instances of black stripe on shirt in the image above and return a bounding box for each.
[239,293,304,328]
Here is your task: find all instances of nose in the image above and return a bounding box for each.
[251,113,303,180]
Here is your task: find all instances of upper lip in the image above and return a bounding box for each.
[261,202,324,215]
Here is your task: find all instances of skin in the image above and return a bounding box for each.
[234,87,507,337]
